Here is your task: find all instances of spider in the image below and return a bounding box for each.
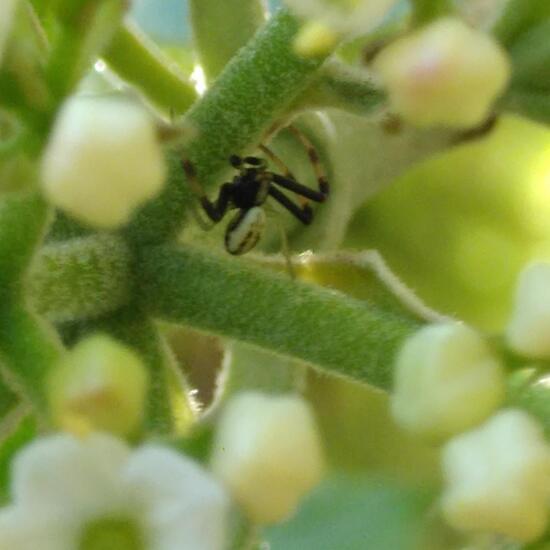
[181,126,329,255]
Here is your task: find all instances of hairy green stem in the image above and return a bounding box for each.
[125,8,334,245]
[104,23,197,115]
[0,192,60,414]
[0,302,62,415]
[29,235,133,322]
[138,245,421,390]
[290,60,385,116]
[189,0,266,83]
[0,192,50,287]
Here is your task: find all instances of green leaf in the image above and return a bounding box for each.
[502,89,550,126]
[264,475,434,550]
[493,0,550,47]
[509,20,550,92]
[409,0,451,26]
[0,412,36,504]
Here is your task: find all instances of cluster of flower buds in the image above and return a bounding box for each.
[392,261,550,543]
[3,327,326,549]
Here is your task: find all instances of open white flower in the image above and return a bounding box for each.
[0,432,229,550]
[0,0,18,66]
[442,409,550,543]
[41,95,166,229]
[210,392,325,525]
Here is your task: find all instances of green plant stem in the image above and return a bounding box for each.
[189,0,266,83]
[103,23,197,115]
[29,235,133,322]
[0,192,50,287]
[138,245,421,390]
[125,8,335,246]
[0,302,61,415]
[290,60,385,116]
[46,0,126,101]
[0,192,60,414]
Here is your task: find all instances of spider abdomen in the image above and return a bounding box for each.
[225,207,266,255]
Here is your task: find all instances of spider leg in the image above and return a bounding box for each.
[270,173,326,203]
[259,144,297,181]
[287,125,330,196]
[181,158,233,222]
[268,185,313,225]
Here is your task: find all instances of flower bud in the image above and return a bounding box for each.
[391,323,504,441]
[293,20,339,58]
[285,0,397,37]
[506,262,550,359]
[210,392,325,525]
[442,409,550,542]
[373,17,510,128]
[48,334,148,437]
[41,95,166,228]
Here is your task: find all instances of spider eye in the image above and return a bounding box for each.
[229,155,242,168]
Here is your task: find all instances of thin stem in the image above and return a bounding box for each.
[189,0,266,83]
[103,22,197,115]
[138,245,421,390]
[290,60,385,116]
[0,302,62,415]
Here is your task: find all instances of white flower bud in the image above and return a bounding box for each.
[506,262,550,359]
[0,0,18,66]
[285,0,398,37]
[293,20,339,58]
[442,409,550,542]
[392,323,505,441]
[373,17,510,128]
[48,334,149,437]
[41,95,166,228]
[210,392,325,525]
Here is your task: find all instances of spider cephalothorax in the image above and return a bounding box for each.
[182,126,329,255]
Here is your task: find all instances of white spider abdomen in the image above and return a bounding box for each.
[225,207,266,255]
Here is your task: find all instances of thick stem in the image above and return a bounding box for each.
[125,8,334,246]
[138,245,421,390]
[29,235,133,323]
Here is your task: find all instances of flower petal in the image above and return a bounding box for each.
[0,505,76,550]
[123,445,230,550]
[12,432,130,519]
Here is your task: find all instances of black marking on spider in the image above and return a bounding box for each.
[181,126,329,255]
